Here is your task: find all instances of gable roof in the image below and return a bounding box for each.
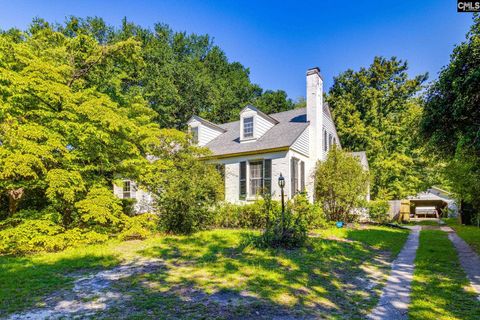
[205,107,309,158]
[241,105,279,124]
[187,115,227,133]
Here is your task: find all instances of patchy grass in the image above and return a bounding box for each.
[1,226,409,319]
[444,218,480,254]
[410,230,480,320]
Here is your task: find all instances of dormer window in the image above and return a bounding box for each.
[243,117,254,138]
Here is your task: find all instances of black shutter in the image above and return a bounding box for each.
[239,161,246,200]
[291,158,295,196]
[263,159,272,195]
[300,161,305,192]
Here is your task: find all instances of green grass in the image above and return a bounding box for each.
[0,226,410,319]
[409,230,480,320]
[443,218,480,254]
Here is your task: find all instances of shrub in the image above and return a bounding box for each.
[213,199,280,229]
[367,200,390,223]
[288,193,327,228]
[119,213,159,241]
[121,198,137,216]
[0,212,108,255]
[259,193,308,249]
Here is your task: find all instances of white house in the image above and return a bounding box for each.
[114,67,368,209]
[187,67,368,203]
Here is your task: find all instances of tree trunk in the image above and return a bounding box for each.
[7,188,24,216]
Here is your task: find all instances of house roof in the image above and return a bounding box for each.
[187,115,227,133]
[241,105,279,124]
[205,107,309,157]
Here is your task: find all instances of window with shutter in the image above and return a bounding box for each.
[239,161,246,199]
[263,159,272,195]
[123,180,131,199]
[329,134,332,149]
[291,158,299,196]
[300,161,305,192]
[249,160,263,196]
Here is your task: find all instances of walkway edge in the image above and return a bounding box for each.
[367,226,420,320]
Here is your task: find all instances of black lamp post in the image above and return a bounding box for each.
[278,173,285,233]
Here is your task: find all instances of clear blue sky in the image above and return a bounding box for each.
[0,0,473,100]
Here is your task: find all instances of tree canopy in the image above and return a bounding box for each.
[421,14,480,219]
[326,56,431,199]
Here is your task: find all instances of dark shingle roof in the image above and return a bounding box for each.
[205,108,309,157]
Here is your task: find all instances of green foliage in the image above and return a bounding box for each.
[366,200,390,223]
[141,132,223,234]
[0,210,108,255]
[327,56,430,199]
[213,199,280,229]
[421,15,480,216]
[119,213,159,241]
[315,147,369,222]
[287,192,327,228]
[260,193,308,249]
[74,186,124,229]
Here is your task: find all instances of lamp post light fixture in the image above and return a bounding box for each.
[278,173,285,233]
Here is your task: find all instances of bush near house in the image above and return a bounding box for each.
[314,147,370,223]
[366,200,390,223]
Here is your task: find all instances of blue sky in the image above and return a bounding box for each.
[0,0,473,100]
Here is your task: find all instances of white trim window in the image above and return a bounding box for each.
[191,126,199,144]
[243,117,254,138]
[249,160,263,196]
[123,180,132,199]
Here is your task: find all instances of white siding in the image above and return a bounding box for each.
[239,107,275,142]
[211,151,289,203]
[187,118,223,146]
[288,149,315,202]
[321,112,340,160]
[113,180,154,213]
[291,127,309,157]
[255,114,275,138]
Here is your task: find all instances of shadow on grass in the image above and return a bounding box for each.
[128,228,408,319]
[0,253,120,317]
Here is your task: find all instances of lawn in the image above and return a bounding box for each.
[0,226,409,319]
[443,218,480,254]
[409,230,480,320]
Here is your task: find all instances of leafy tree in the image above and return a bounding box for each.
[0,25,157,223]
[420,15,480,222]
[54,16,293,128]
[140,129,223,234]
[314,147,369,222]
[327,57,429,199]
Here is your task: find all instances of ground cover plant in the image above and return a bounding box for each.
[409,230,480,320]
[0,226,409,319]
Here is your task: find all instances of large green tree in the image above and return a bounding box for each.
[0,23,159,225]
[54,16,294,128]
[421,14,480,218]
[327,57,430,199]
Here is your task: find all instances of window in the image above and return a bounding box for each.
[300,161,305,192]
[333,137,337,146]
[324,129,328,152]
[243,117,254,138]
[328,134,332,150]
[191,126,199,144]
[123,180,131,199]
[291,158,299,195]
[249,160,263,196]
[216,164,225,200]
[264,159,272,195]
[239,162,247,199]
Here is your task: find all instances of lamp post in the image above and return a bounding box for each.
[278,173,285,233]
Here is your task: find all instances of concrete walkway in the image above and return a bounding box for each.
[368,226,420,320]
[442,226,480,299]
